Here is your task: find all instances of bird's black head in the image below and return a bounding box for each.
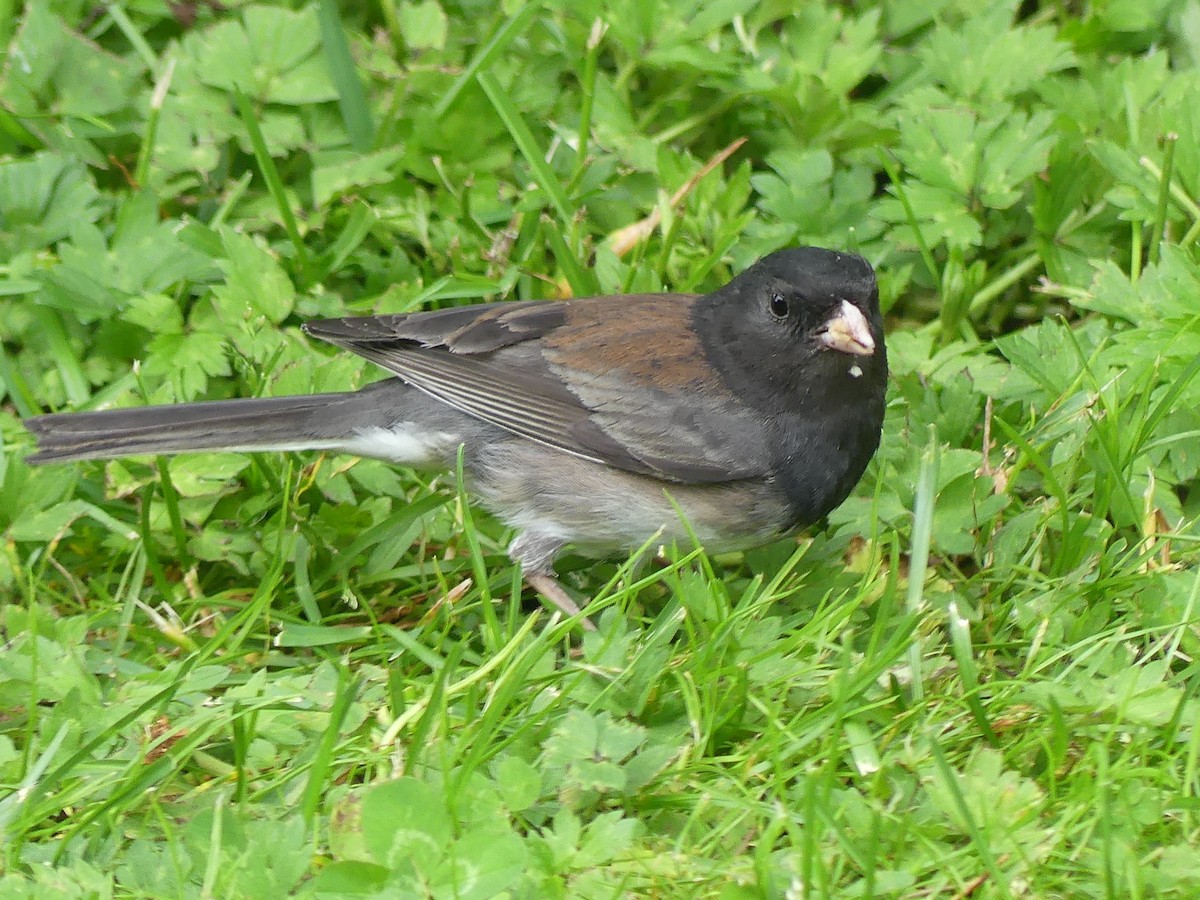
[694,246,886,404]
[692,246,889,527]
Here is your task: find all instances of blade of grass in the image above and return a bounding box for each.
[946,598,999,745]
[139,482,176,605]
[200,791,227,897]
[928,737,1012,900]
[1096,741,1118,899]
[937,249,972,347]
[292,533,322,623]
[477,71,575,226]
[134,57,176,188]
[967,251,1042,317]
[906,426,939,702]
[433,2,543,119]
[300,670,361,826]
[102,2,157,69]
[0,722,69,844]
[378,613,540,745]
[109,545,148,661]
[1149,132,1177,265]
[1183,672,1200,828]
[454,444,499,642]
[313,200,378,282]
[318,0,374,151]
[606,137,746,258]
[33,308,89,406]
[878,148,940,289]
[52,714,238,862]
[1126,351,1200,467]
[990,415,1072,538]
[154,458,191,567]
[0,340,38,418]
[0,0,15,53]
[377,0,403,56]
[209,552,286,661]
[230,703,254,803]
[448,625,564,793]
[232,89,310,280]
[0,106,41,151]
[1131,219,1144,283]
[20,660,198,851]
[209,172,254,230]
[403,645,459,776]
[1139,150,1199,230]
[569,19,607,187]
[316,491,451,585]
[540,213,594,296]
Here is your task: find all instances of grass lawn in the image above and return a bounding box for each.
[3,0,1200,896]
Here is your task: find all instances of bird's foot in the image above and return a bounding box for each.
[524,570,597,632]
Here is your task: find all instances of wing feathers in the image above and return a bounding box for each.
[303,295,772,483]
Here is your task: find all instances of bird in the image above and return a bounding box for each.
[24,247,887,629]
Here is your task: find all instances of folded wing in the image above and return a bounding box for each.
[303,296,773,483]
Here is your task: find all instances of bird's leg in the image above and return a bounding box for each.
[523,570,597,632]
[509,532,597,631]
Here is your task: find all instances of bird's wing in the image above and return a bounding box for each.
[303,296,773,482]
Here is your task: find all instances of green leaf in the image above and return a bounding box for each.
[142,331,232,399]
[275,623,374,647]
[311,147,405,208]
[165,454,252,497]
[304,860,391,894]
[212,229,297,324]
[399,0,449,50]
[432,830,527,900]
[1,5,144,120]
[918,5,1075,101]
[8,500,137,542]
[0,153,101,255]
[491,756,541,812]
[187,4,337,104]
[750,149,877,245]
[360,778,452,869]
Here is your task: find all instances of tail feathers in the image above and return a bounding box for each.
[24,393,361,465]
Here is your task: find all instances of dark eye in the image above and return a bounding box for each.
[768,292,790,320]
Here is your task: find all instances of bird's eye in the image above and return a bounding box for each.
[768,292,790,320]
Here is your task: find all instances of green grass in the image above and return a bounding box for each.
[2,0,1200,896]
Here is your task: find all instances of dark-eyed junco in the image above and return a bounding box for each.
[25,247,887,628]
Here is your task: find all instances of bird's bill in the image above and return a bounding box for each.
[818,300,876,356]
